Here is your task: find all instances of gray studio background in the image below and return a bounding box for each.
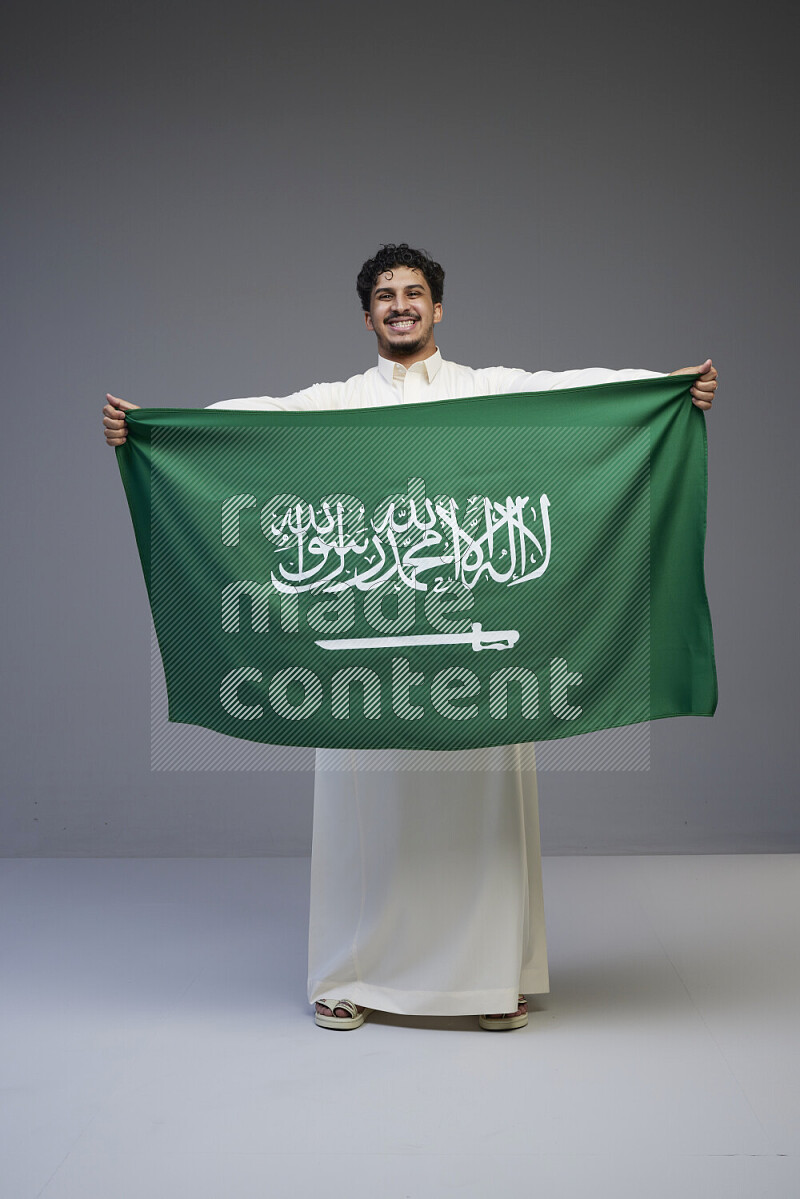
[2,0,797,856]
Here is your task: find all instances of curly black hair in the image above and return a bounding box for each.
[356,243,445,312]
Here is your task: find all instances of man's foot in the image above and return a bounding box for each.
[478,994,528,1030]
[314,999,372,1029]
[315,1001,367,1019]
[314,996,528,1030]
[482,994,527,1020]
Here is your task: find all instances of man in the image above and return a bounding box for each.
[104,244,717,1031]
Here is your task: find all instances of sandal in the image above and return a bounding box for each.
[478,994,528,1031]
[314,998,374,1030]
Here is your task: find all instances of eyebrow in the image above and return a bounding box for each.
[374,283,425,294]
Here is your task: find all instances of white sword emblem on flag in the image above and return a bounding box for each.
[315,621,519,652]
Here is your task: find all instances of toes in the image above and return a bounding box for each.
[315,1001,363,1019]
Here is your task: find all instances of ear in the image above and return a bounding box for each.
[433,303,443,325]
[364,311,374,332]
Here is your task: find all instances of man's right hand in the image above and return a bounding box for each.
[103,394,140,446]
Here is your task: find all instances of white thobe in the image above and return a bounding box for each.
[208,350,663,1015]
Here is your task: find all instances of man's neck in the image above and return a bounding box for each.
[377,343,439,368]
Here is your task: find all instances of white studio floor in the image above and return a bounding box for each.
[1,854,798,1199]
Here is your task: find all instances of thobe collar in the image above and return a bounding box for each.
[377,347,443,385]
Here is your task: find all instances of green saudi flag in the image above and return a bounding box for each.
[116,374,717,751]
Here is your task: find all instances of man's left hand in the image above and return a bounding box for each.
[669,359,718,410]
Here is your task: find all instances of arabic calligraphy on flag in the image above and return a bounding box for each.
[248,488,551,594]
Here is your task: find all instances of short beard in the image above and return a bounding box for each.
[382,324,430,358]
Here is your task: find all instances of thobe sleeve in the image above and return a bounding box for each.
[479,366,666,393]
[205,381,346,411]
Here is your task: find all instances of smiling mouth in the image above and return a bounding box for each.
[386,318,419,333]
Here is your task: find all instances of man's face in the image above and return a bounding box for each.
[364,266,442,361]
